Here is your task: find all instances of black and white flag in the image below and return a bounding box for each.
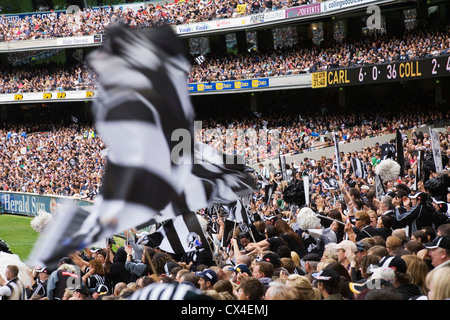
[194,55,205,65]
[380,143,395,160]
[396,129,405,177]
[226,198,249,225]
[351,157,368,179]
[156,213,209,255]
[375,174,386,199]
[279,154,288,181]
[333,132,342,181]
[27,24,255,268]
[429,128,443,173]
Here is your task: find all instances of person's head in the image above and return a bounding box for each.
[136,275,155,289]
[312,269,341,298]
[91,284,109,300]
[386,236,403,255]
[367,245,389,259]
[4,265,19,281]
[88,258,105,276]
[362,286,404,300]
[421,226,437,243]
[425,236,450,268]
[336,240,357,263]
[409,192,427,207]
[355,241,372,259]
[252,261,274,280]
[354,210,370,229]
[380,195,394,211]
[213,279,235,297]
[401,254,428,294]
[179,272,200,288]
[73,283,90,300]
[35,266,50,281]
[113,282,127,296]
[437,224,450,237]
[238,233,251,248]
[426,266,450,300]
[367,210,378,227]
[411,230,427,243]
[301,253,321,273]
[196,269,218,290]
[264,280,304,300]
[377,214,393,229]
[285,274,321,300]
[359,254,381,279]
[237,277,265,300]
[62,287,74,300]
[404,240,425,255]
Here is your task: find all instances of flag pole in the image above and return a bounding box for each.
[144,246,159,277]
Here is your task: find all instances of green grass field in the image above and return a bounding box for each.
[0,213,126,263]
[0,214,39,261]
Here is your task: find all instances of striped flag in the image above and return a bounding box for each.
[279,154,288,181]
[156,213,209,255]
[27,24,255,268]
[395,129,405,177]
[194,55,205,65]
[333,132,342,181]
[429,128,443,173]
[129,282,211,300]
[375,174,386,199]
[351,157,368,179]
[226,198,249,225]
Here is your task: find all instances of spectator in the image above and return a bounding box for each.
[237,277,265,300]
[312,269,344,300]
[285,274,321,300]
[26,266,50,299]
[264,280,304,300]
[196,269,218,292]
[424,236,450,269]
[401,254,428,295]
[0,265,25,300]
[425,265,450,300]
[251,261,274,291]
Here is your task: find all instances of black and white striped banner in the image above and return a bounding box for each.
[351,157,368,180]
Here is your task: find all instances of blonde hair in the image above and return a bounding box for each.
[386,236,403,250]
[317,259,335,272]
[265,280,305,300]
[426,266,450,300]
[291,251,301,267]
[285,274,321,300]
[402,254,428,295]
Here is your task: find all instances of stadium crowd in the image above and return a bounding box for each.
[0,63,97,94]
[0,0,321,42]
[0,100,449,300]
[188,26,450,81]
[0,122,105,200]
[1,25,449,94]
[0,100,448,197]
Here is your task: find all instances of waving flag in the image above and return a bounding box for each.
[27,24,255,268]
[351,157,368,179]
[151,213,209,255]
[395,129,405,177]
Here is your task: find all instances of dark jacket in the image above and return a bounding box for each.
[396,283,423,300]
[354,225,379,242]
